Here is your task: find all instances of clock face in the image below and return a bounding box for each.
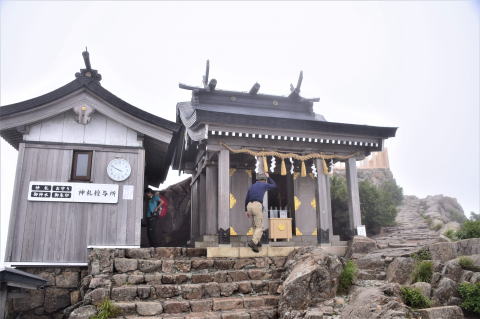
[107,158,131,182]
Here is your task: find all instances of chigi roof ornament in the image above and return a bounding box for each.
[75,47,102,81]
[178,60,319,103]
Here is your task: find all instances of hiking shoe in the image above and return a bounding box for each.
[248,240,259,253]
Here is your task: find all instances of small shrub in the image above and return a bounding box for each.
[458,282,480,314]
[458,256,480,272]
[338,260,358,294]
[443,229,457,241]
[400,287,432,309]
[411,248,432,261]
[412,260,433,283]
[90,298,120,319]
[456,220,480,239]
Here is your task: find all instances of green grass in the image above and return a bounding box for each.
[443,229,457,241]
[458,256,480,272]
[400,287,432,309]
[411,248,432,262]
[338,260,358,294]
[458,282,480,314]
[412,260,433,283]
[456,220,480,239]
[90,298,120,319]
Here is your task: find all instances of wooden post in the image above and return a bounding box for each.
[217,149,230,244]
[205,162,218,235]
[345,157,362,236]
[315,159,332,244]
[0,283,7,319]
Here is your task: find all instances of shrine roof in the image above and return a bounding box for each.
[0,77,179,133]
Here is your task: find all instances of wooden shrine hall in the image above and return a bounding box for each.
[173,63,397,247]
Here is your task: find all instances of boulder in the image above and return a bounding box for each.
[136,301,163,316]
[278,247,342,318]
[417,306,464,319]
[432,277,458,305]
[443,260,464,282]
[341,285,413,319]
[429,242,458,262]
[345,236,377,258]
[56,271,80,288]
[456,238,480,256]
[68,305,97,319]
[411,282,432,298]
[386,257,416,284]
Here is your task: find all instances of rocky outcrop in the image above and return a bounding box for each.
[345,236,377,259]
[417,306,464,319]
[429,238,480,262]
[341,284,414,319]
[279,247,342,319]
[386,257,416,285]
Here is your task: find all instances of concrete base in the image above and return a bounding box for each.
[207,245,347,258]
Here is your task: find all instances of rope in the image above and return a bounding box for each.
[221,143,360,176]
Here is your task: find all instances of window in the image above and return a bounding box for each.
[71,150,93,181]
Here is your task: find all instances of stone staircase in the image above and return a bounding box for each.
[81,248,284,319]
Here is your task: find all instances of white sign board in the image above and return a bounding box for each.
[356,225,367,237]
[28,181,119,203]
[122,185,134,200]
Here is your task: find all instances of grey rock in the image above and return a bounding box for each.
[113,302,136,315]
[411,282,432,298]
[88,276,111,289]
[112,273,128,286]
[84,288,110,305]
[138,259,162,272]
[345,236,377,258]
[386,257,416,284]
[44,288,71,313]
[13,289,45,311]
[114,258,138,272]
[278,247,342,317]
[443,260,464,282]
[56,271,80,288]
[417,306,464,319]
[432,277,458,305]
[111,286,138,301]
[136,301,163,315]
[68,305,97,319]
[341,286,413,319]
[125,248,152,259]
[429,242,458,262]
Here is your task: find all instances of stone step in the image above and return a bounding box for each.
[137,269,283,286]
[109,295,279,316]
[113,256,288,274]
[106,280,283,302]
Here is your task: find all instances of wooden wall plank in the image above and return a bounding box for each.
[4,143,26,262]
[293,174,317,237]
[133,149,145,245]
[229,169,251,235]
[62,112,85,143]
[345,158,362,232]
[217,150,230,242]
[84,112,107,145]
[39,113,65,142]
[105,118,128,146]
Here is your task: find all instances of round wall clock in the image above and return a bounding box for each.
[107,158,131,182]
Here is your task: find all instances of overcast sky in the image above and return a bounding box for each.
[1,1,479,261]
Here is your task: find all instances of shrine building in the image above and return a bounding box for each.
[173,64,397,247]
[0,51,180,264]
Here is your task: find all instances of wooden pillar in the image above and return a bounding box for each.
[205,162,218,235]
[315,159,332,244]
[198,172,207,237]
[345,157,362,236]
[0,283,7,319]
[217,149,230,244]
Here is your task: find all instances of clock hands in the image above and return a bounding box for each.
[111,166,122,172]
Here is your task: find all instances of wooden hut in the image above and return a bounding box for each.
[0,51,180,264]
[173,66,397,247]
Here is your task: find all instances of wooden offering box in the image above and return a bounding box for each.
[269,218,293,241]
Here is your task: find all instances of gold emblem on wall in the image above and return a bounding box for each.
[230,227,238,236]
[229,193,237,209]
[312,228,317,236]
[229,168,237,176]
[246,228,253,236]
[311,198,316,209]
[245,170,252,178]
[296,227,303,236]
[278,223,286,231]
[294,196,301,211]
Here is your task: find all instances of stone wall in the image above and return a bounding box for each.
[6,267,88,319]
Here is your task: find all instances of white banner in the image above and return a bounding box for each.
[28,181,119,203]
